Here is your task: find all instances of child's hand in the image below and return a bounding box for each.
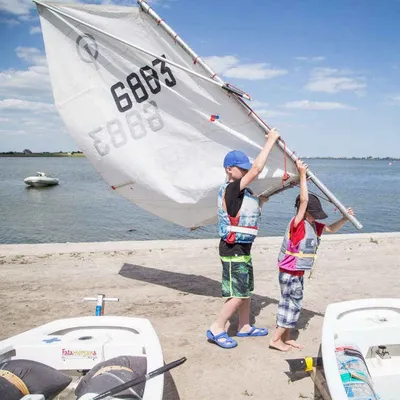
[266,127,280,142]
[296,159,308,175]
[259,195,269,205]
[346,207,355,217]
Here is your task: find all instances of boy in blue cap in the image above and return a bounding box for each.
[207,128,281,349]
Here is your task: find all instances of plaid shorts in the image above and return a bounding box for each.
[220,255,254,298]
[276,271,304,329]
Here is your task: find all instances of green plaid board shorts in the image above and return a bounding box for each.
[220,255,254,298]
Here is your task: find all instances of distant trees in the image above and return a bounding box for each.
[23,149,32,154]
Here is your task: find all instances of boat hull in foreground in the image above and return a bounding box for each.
[322,298,400,400]
[0,316,164,400]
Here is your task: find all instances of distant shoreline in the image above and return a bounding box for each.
[303,157,399,161]
[0,152,398,160]
[0,152,84,157]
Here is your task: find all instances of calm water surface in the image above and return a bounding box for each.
[0,157,399,244]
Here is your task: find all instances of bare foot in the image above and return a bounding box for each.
[269,338,291,352]
[285,339,304,349]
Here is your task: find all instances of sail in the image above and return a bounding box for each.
[36,1,299,228]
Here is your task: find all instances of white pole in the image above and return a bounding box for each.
[84,295,119,316]
[137,0,363,230]
[32,0,250,100]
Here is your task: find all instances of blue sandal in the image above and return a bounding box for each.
[206,330,238,349]
[236,326,268,337]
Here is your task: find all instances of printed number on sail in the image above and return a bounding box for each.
[88,100,164,156]
[111,54,177,112]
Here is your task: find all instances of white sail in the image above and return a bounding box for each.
[36,1,299,228]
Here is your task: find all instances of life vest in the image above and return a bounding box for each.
[218,182,260,244]
[278,218,321,271]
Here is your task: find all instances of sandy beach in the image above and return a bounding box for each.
[1,232,399,399]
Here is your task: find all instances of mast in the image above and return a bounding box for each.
[137,0,363,230]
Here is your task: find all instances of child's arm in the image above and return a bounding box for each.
[324,208,355,233]
[240,128,280,191]
[293,160,308,227]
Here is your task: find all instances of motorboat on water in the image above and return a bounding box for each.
[24,172,59,187]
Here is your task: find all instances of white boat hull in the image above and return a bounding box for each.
[322,298,400,400]
[0,316,164,400]
[24,176,59,187]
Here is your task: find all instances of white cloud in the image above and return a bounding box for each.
[245,101,288,119]
[0,67,51,100]
[0,0,33,15]
[305,68,366,94]
[0,0,175,26]
[16,47,46,65]
[147,0,178,7]
[387,95,400,106]
[0,17,20,26]
[295,56,325,62]
[0,44,60,148]
[249,101,269,109]
[202,56,239,75]
[0,129,29,136]
[0,99,65,143]
[0,0,144,17]
[225,63,287,80]
[0,99,55,112]
[0,0,90,16]
[30,25,41,34]
[203,55,288,80]
[0,47,52,101]
[18,14,39,22]
[284,100,353,110]
[254,109,289,118]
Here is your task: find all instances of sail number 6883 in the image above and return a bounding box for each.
[110,54,177,113]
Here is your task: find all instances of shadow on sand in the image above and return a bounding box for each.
[118,263,324,333]
[284,346,325,399]
[164,370,181,400]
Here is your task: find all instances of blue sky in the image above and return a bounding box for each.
[0,0,399,157]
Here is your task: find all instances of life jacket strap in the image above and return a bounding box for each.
[227,226,258,236]
[284,250,317,259]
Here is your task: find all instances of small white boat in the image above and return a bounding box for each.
[0,295,177,400]
[24,172,59,187]
[322,298,400,400]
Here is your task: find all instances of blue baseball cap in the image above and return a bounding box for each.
[223,150,252,170]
